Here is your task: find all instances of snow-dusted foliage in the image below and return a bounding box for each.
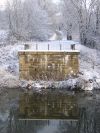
[38,0,62,32]
[0,0,100,90]
[6,0,52,41]
[62,0,77,40]
[0,43,24,89]
[0,30,8,42]
[0,41,99,90]
[62,0,100,48]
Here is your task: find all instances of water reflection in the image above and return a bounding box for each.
[8,119,78,133]
[19,93,79,119]
[7,92,80,133]
[1,90,100,133]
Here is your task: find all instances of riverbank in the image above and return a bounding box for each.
[0,42,100,92]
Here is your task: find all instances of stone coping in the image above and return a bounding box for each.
[18,50,80,53]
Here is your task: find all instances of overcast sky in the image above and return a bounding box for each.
[0,0,6,5]
[0,0,61,4]
[0,0,61,10]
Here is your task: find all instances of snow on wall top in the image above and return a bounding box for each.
[19,40,80,52]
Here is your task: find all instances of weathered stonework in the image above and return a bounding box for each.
[18,51,79,81]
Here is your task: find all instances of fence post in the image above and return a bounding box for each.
[36,44,38,50]
[60,44,62,51]
[24,44,30,50]
[71,44,75,50]
[48,44,49,51]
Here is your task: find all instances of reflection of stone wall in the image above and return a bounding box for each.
[19,93,79,119]
[18,51,79,81]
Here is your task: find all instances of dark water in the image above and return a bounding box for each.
[0,89,100,133]
[18,93,79,120]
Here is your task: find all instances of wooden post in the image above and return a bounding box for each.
[60,44,62,51]
[48,44,49,51]
[24,44,29,50]
[71,44,75,50]
[36,44,38,50]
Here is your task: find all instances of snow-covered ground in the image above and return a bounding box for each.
[0,40,100,91]
[0,30,8,42]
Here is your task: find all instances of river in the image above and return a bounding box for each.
[0,88,100,133]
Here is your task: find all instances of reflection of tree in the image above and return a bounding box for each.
[77,108,95,133]
[56,120,77,133]
[56,107,97,133]
[7,109,49,133]
[0,121,8,133]
[7,93,100,133]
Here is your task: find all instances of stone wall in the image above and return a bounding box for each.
[18,51,79,81]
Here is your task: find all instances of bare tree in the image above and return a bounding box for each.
[63,0,100,46]
[6,0,52,41]
[95,0,100,35]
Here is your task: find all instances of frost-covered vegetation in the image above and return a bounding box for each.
[0,40,100,90]
[62,0,100,48]
[0,0,100,46]
[0,0,100,90]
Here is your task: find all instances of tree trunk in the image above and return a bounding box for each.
[95,6,100,35]
[67,34,72,40]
